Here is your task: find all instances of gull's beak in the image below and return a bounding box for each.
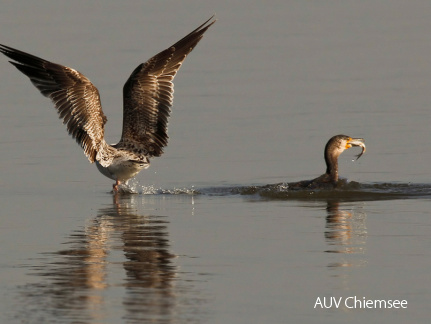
[346,138,366,160]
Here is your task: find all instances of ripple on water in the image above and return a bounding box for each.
[235,181,431,201]
[113,178,431,202]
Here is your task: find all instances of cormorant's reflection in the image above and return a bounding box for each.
[22,194,186,323]
[324,200,367,267]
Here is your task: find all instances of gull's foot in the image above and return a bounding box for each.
[113,180,121,193]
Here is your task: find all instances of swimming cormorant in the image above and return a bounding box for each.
[288,134,366,190]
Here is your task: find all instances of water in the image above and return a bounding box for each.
[1,0,431,323]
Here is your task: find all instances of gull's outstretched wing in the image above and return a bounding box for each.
[0,44,109,164]
[119,16,216,157]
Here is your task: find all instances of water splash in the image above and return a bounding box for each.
[116,179,200,196]
[112,178,431,201]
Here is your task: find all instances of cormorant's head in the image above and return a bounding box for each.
[325,135,366,160]
[323,135,366,180]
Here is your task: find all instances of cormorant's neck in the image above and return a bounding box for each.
[325,150,339,183]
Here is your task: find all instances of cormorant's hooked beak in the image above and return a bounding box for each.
[346,138,366,160]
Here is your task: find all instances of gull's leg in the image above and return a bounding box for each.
[113,180,121,192]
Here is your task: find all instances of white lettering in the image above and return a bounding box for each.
[318,296,408,309]
[314,297,323,308]
[314,297,343,309]
[365,299,374,308]
[374,299,387,308]
[345,296,354,308]
[332,297,342,308]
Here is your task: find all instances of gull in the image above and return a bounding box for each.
[0,17,215,191]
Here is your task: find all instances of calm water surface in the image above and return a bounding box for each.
[1,1,431,323]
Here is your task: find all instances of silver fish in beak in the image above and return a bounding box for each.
[348,138,366,160]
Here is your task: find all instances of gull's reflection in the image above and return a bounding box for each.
[21,194,189,323]
[324,200,367,268]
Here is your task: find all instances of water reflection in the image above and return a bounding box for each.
[324,200,367,268]
[19,194,198,324]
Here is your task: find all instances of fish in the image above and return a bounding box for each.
[354,142,366,160]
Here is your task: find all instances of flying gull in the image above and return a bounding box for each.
[0,17,215,191]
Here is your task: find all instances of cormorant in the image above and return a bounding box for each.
[288,134,366,190]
